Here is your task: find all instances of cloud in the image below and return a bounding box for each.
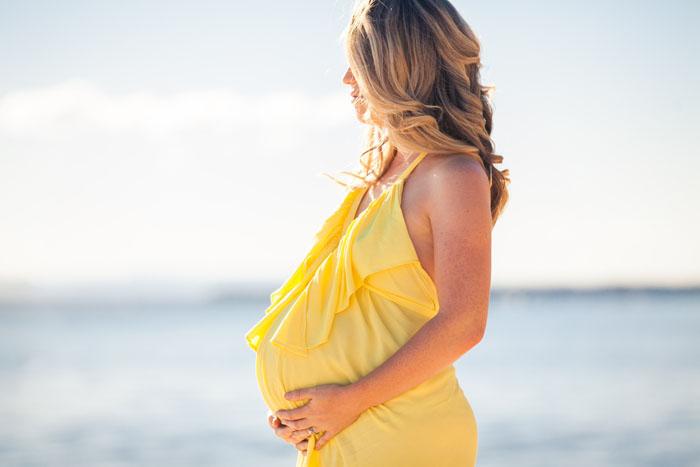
[0,81,363,285]
[0,79,354,137]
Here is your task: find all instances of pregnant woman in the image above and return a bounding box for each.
[245,0,510,465]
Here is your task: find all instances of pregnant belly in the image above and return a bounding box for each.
[254,289,455,413]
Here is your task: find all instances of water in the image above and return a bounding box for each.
[1,290,698,467]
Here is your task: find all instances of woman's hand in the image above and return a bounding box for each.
[274,383,366,451]
[267,409,312,454]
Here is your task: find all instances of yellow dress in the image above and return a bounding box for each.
[245,151,478,467]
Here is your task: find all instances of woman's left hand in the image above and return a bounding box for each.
[275,383,365,451]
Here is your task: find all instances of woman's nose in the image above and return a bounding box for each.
[342,67,354,85]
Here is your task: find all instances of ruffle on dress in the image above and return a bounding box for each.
[245,181,439,358]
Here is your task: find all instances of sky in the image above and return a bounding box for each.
[1,0,699,297]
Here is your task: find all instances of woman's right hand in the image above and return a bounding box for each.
[267,409,311,454]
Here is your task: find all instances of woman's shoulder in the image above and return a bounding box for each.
[416,153,491,222]
[421,153,488,182]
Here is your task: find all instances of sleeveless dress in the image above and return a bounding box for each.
[244,151,478,467]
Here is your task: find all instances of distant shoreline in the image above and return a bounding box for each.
[0,281,698,309]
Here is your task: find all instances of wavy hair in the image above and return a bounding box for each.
[329,0,510,224]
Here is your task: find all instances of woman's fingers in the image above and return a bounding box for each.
[268,414,281,428]
[290,429,314,444]
[268,410,312,450]
[279,417,312,431]
[267,409,282,428]
[295,439,309,453]
[274,425,313,444]
[273,424,291,439]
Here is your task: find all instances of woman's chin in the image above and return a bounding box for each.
[353,104,369,124]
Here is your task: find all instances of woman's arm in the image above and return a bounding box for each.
[347,155,492,411]
[276,155,492,451]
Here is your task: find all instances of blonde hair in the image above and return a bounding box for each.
[329,0,510,224]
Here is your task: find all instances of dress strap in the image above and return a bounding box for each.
[396,151,429,183]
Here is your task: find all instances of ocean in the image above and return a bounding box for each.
[1,289,698,467]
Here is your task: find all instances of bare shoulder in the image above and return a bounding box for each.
[421,152,488,182]
[420,153,491,215]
